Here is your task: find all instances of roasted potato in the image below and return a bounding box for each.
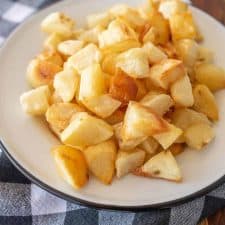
[52,145,88,189]
[116,148,145,178]
[58,40,84,56]
[109,70,138,104]
[169,143,185,156]
[194,63,225,92]
[105,109,125,125]
[149,59,185,90]
[87,12,112,28]
[116,48,150,78]
[193,84,219,121]
[102,53,118,75]
[20,85,51,115]
[84,140,117,184]
[139,137,159,155]
[170,75,194,107]
[184,123,215,150]
[61,112,113,149]
[122,101,168,141]
[135,150,182,182]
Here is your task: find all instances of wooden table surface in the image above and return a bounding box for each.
[193,1,225,224]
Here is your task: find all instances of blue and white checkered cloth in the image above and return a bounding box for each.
[0,1,225,225]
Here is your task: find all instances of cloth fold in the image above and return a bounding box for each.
[0,1,224,225]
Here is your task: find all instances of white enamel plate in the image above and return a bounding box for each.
[0,0,225,210]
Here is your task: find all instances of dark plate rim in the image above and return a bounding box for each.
[0,0,225,211]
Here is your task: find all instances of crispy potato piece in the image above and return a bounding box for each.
[175,39,199,67]
[139,137,159,154]
[78,25,104,44]
[153,123,183,149]
[148,10,170,45]
[53,69,79,102]
[68,44,102,74]
[27,59,62,88]
[87,12,112,28]
[194,63,225,92]
[109,4,146,30]
[149,59,185,90]
[46,103,84,132]
[52,145,88,189]
[122,102,168,141]
[135,150,182,182]
[41,12,75,38]
[142,42,167,65]
[109,70,138,105]
[141,92,174,116]
[50,91,63,104]
[84,140,117,184]
[159,0,188,19]
[44,33,64,51]
[105,109,125,125]
[184,123,215,150]
[38,50,64,67]
[61,112,113,149]
[20,85,51,115]
[82,94,121,118]
[79,63,106,102]
[170,75,194,107]
[169,12,198,41]
[142,26,160,45]
[193,84,219,121]
[169,143,185,156]
[114,123,147,150]
[116,48,150,78]
[135,79,149,101]
[159,42,178,59]
[98,19,138,49]
[58,40,84,56]
[116,148,145,178]
[145,78,167,93]
[102,53,118,75]
[171,108,211,131]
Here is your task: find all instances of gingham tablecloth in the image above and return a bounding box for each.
[1,1,225,225]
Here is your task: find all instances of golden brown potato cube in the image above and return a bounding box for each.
[153,123,183,149]
[175,39,199,67]
[58,40,84,56]
[148,10,170,45]
[109,70,138,105]
[142,42,167,65]
[159,0,188,19]
[52,145,88,189]
[87,12,112,28]
[61,112,113,149]
[170,75,194,107]
[79,63,106,102]
[46,103,84,133]
[27,59,62,88]
[68,44,102,74]
[84,140,117,185]
[184,123,215,150]
[82,94,121,118]
[122,101,169,141]
[169,12,198,41]
[41,12,75,38]
[44,33,64,51]
[149,59,185,90]
[116,148,145,178]
[98,19,137,49]
[114,123,147,150]
[194,63,225,92]
[53,69,79,102]
[171,108,211,131]
[20,85,51,116]
[135,150,182,182]
[141,92,174,116]
[135,79,149,101]
[116,48,150,78]
[193,84,219,121]
[197,46,214,64]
